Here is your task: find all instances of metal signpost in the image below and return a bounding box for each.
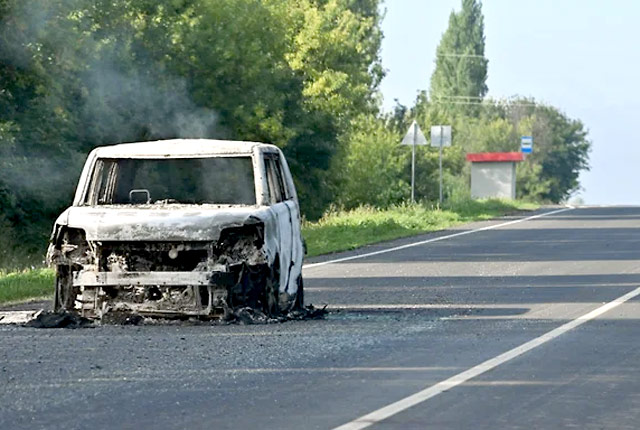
[401,120,427,202]
[521,136,533,155]
[431,125,451,205]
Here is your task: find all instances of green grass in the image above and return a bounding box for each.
[0,198,537,305]
[302,199,538,257]
[0,268,55,305]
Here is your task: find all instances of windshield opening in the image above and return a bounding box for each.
[85,157,256,205]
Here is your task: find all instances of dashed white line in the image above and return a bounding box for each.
[332,285,640,430]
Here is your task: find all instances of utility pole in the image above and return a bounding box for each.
[439,125,443,205]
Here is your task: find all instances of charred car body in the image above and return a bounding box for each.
[47,139,305,320]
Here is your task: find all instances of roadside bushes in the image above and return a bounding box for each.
[302,199,537,257]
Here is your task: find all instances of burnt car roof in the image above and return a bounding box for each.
[91,139,278,158]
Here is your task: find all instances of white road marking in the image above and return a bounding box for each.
[332,285,640,430]
[303,207,573,270]
[329,304,511,310]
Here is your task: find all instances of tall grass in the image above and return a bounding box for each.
[302,198,537,257]
[0,268,54,304]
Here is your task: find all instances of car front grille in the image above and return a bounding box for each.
[99,242,210,272]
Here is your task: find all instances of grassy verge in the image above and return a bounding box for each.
[302,199,538,257]
[0,268,54,305]
[0,198,538,305]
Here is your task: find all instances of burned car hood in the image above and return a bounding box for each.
[60,205,271,241]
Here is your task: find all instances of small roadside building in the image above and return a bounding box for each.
[466,152,524,199]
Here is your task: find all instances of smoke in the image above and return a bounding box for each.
[3,0,219,145]
[82,61,218,142]
[0,0,221,253]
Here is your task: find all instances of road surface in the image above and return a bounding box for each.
[1,206,640,429]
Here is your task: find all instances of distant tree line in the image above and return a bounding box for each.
[335,0,590,208]
[0,0,590,267]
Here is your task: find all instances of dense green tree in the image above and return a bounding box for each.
[429,0,488,115]
[333,114,407,208]
[285,0,383,123]
[505,101,591,202]
[0,0,387,265]
[282,0,384,216]
[0,0,88,264]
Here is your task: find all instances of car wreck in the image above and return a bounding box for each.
[46,139,305,321]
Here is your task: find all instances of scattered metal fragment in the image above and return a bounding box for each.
[25,311,92,329]
[0,310,43,325]
[288,304,329,321]
[232,307,270,325]
[226,304,328,325]
[100,311,144,325]
[7,302,326,328]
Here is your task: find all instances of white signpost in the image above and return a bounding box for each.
[431,125,452,148]
[431,125,452,205]
[401,120,427,203]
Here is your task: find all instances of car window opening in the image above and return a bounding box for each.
[265,156,288,204]
[87,157,256,205]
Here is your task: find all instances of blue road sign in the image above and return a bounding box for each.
[521,136,533,154]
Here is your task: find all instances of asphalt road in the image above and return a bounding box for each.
[2,206,640,430]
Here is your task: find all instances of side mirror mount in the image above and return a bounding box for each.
[129,189,150,204]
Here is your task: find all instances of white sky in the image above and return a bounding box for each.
[380,0,640,204]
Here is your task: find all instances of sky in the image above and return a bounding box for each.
[379,0,640,205]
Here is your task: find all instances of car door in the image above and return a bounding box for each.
[263,154,294,294]
[278,155,303,286]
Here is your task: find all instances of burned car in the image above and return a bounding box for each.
[46,139,305,320]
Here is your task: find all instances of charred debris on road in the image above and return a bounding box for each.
[22,305,328,329]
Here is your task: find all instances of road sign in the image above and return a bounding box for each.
[431,125,451,147]
[521,136,533,153]
[401,121,427,146]
[430,125,452,205]
[401,121,427,203]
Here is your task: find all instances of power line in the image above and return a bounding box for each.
[435,95,484,100]
[436,53,486,59]
[431,95,540,106]
[431,99,539,107]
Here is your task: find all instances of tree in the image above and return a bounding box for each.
[284,0,383,124]
[429,0,488,115]
[280,0,385,217]
[502,99,591,202]
[333,114,407,208]
[0,0,88,262]
[524,105,591,202]
[0,0,388,266]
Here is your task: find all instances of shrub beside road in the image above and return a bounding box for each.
[303,198,537,257]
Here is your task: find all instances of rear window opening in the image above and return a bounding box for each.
[85,157,256,205]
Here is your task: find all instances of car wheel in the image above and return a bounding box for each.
[263,260,280,317]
